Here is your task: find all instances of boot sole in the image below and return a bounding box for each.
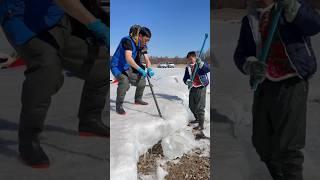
[19,156,50,169]
[79,131,109,138]
[116,111,126,115]
[31,164,50,169]
[134,102,148,105]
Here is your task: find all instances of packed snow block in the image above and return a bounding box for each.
[161,130,196,159]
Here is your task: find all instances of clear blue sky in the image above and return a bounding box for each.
[110,0,210,58]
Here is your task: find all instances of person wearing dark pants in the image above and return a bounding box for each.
[116,67,147,108]
[183,51,210,133]
[111,25,154,115]
[1,0,109,168]
[189,86,207,129]
[253,78,308,179]
[234,0,320,179]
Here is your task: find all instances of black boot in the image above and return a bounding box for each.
[134,99,148,105]
[79,119,109,137]
[189,119,200,124]
[193,120,204,130]
[193,126,204,131]
[195,131,209,140]
[19,130,50,168]
[116,103,126,115]
[282,152,304,180]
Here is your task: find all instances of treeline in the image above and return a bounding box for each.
[149,56,186,64]
[149,49,211,64]
[110,49,212,65]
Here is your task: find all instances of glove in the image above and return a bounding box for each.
[196,58,204,68]
[147,67,154,77]
[137,67,147,78]
[278,0,301,22]
[243,56,266,75]
[86,19,110,45]
[186,79,193,89]
[243,56,266,82]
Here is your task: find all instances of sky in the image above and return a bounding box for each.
[110,0,210,58]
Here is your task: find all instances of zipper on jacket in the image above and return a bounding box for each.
[303,36,312,57]
[188,66,207,87]
[278,32,303,79]
[248,15,261,56]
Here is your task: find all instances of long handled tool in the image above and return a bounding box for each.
[250,3,284,90]
[189,33,209,90]
[147,75,163,118]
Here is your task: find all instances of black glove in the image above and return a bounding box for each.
[243,56,266,83]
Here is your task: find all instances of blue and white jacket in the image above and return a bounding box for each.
[234,0,320,80]
[183,62,210,87]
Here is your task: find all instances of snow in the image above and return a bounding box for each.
[156,165,168,180]
[110,68,210,180]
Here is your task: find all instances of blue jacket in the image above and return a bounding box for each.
[111,36,140,78]
[0,0,64,46]
[183,62,210,87]
[234,0,320,80]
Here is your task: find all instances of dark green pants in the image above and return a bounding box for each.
[15,16,109,144]
[116,68,146,105]
[189,86,207,127]
[252,77,308,180]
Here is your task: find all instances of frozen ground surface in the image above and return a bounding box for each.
[110,68,210,180]
[212,13,320,180]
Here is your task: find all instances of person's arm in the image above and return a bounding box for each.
[234,17,256,75]
[283,0,320,36]
[143,54,152,68]
[125,50,142,70]
[54,0,96,25]
[183,67,190,84]
[198,62,210,74]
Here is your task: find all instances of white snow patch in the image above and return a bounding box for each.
[156,165,168,180]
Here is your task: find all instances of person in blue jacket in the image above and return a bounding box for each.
[183,51,210,134]
[111,25,154,115]
[234,0,320,179]
[0,0,109,168]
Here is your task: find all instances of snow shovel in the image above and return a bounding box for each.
[147,75,163,118]
[189,33,209,91]
[250,3,284,90]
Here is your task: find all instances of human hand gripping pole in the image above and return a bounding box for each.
[137,67,147,77]
[147,67,155,77]
[86,19,110,46]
